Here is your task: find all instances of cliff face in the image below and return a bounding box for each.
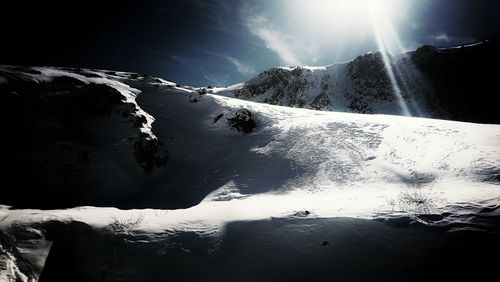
[0,66,168,208]
[411,40,500,123]
[219,40,500,124]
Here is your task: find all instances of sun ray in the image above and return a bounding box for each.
[369,0,412,116]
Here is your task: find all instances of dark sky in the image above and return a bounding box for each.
[1,0,500,86]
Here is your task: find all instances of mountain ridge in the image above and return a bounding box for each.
[1,64,499,210]
[215,40,500,124]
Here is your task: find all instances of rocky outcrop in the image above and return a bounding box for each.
[227,109,257,134]
[0,66,167,208]
[233,67,316,108]
[134,134,167,174]
[410,40,500,123]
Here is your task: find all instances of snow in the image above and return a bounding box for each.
[0,246,29,282]
[278,65,329,71]
[33,67,158,137]
[213,45,462,118]
[440,40,488,50]
[211,82,245,93]
[1,68,499,232]
[1,65,500,280]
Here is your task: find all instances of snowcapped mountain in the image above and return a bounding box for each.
[216,40,500,124]
[218,53,427,115]
[1,64,500,281]
[1,64,499,210]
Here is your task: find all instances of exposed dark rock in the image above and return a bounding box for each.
[213,113,224,123]
[0,66,168,208]
[134,115,148,128]
[0,230,38,280]
[234,67,312,107]
[189,93,202,103]
[346,52,393,113]
[10,225,43,241]
[134,135,168,174]
[227,41,500,124]
[227,109,257,134]
[411,40,500,123]
[292,210,312,217]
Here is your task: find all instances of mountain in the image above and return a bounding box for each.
[1,64,500,281]
[1,64,499,210]
[216,40,500,124]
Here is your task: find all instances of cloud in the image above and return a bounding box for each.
[169,55,196,66]
[251,27,303,66]
[429,33,475,46]
[202,50,256,77]
[202,72,231,86]
[432,33,451,42]
[240,5,310,66]
[224,56,256,76]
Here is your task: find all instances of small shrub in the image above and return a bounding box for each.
[396,183,436,214]
[108,214,144,234]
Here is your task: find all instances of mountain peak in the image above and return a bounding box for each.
[215,40,500,123]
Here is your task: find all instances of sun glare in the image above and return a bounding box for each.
[283,0,414,116]
[290,0,404,37]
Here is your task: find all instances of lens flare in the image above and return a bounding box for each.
[284,0,422,116]
[369,0,412,116]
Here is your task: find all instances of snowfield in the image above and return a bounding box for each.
[0,65,499,281]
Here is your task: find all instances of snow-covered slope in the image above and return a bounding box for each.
[1,64,500,281]
[1,64,499,210]
[1,65,168,208]
[215,40,500,124]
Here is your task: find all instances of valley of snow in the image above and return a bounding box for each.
[1,65,500,281]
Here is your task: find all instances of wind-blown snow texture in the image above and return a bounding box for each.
[1,63,499,210]
[216,40,500,124]
[1,46,500,280]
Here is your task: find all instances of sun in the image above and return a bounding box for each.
[285,0,405,42]
[284,0,412,115]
